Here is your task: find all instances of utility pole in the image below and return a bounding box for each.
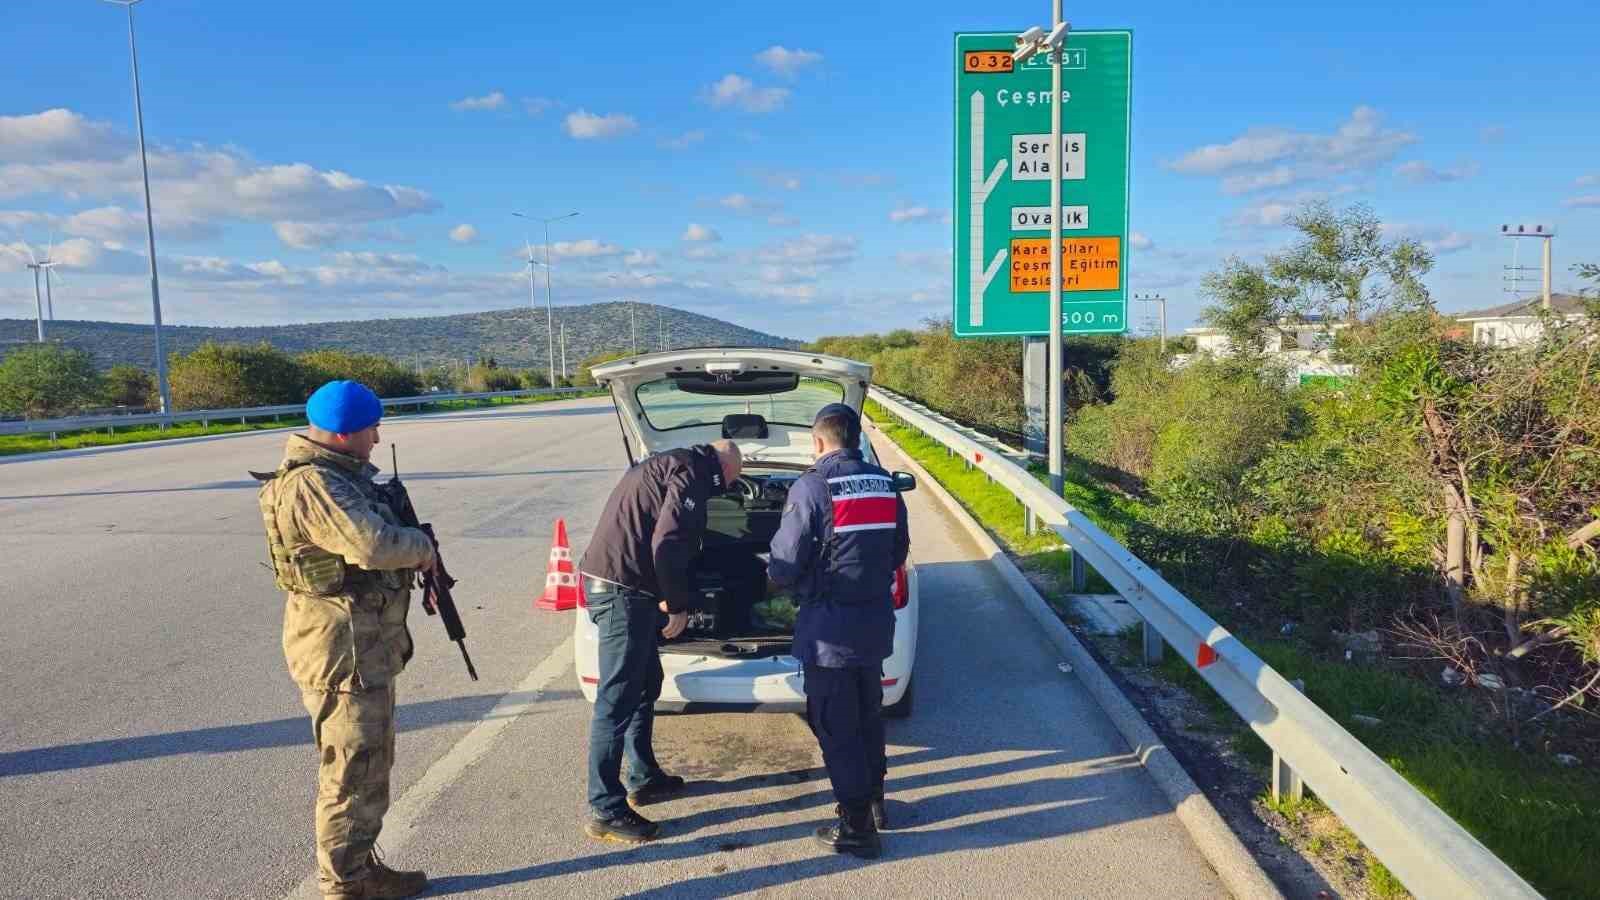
[1500,223,1555,311]
[1136,293,1167,355]
[104,0,172,414]
[560,322,567,381]
[630,303,638,354]
[659,305,666,351]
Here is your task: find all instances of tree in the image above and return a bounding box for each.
[1272,203,1434,324]
[101,364,156,409]
[168,342,310,411]
[1201,202,1436,351]
[0,344,101,418]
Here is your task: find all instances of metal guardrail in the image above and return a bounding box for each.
[867,386,1541,900]
[0,387,590,437]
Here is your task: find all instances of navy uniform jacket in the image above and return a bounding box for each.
[768,448,910,668]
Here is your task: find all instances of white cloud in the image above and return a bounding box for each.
[660,130,706,150]
[521,97,557,116]
[549,238,623,259]
[1564,194,1600,209]
[1576,174,1598,187]
[749,169,802,190]
[0,112,440,234]
[563,110,639,140]
[274,221,355,250]
[716,193,780,214]
[1380,223,1474,255]
[1480,125,1506,143]
[704,74,791,113]
[1131,231,1153,250]
[682,223,721,242]
[624,249,661,268]
[1227,186,1357,230]
[1395,160,1480,184]
[1170,107,1418,195]
[888,203,950,224]
[0,109,121,163]
[755,46,823,78]
[683,244,728,262]
[449,223,478,244]
[767,214,799,227]
[450,91,507,112]
[753,233,858,268]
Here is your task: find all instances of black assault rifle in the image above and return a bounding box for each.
[381,444,479,681]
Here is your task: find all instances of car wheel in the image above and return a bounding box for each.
[883,678,913,719]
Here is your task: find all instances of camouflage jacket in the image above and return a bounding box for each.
[258,434,435,692]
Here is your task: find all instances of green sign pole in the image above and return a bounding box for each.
[953,28,1132,338]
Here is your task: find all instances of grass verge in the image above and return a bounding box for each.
[868,398,1600,900]
[0,390,604,457]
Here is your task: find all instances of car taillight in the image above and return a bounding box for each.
[891,566,908,610]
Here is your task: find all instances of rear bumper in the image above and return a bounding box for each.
[573,566,918,713]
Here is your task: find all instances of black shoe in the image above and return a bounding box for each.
[814,804,880,859]
[837,794,890,831]
[585,809,660,844]
[628,774,687,806]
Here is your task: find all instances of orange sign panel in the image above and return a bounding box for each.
[962,50,1015,74]
[1009,237,1121,292]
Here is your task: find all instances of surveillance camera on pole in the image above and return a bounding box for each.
[1013,26,1045,63]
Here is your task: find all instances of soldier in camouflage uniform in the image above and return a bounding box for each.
[256,380,435,900]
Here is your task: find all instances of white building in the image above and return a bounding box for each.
[1453,294,1589,348]
[1179,316,1354,385]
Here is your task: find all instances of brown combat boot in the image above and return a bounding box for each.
[323,849,429,900]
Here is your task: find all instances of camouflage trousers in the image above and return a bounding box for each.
[300,683,397,889]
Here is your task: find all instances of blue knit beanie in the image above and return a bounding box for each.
[306,380,383,434]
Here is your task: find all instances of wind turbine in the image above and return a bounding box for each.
[22,237,63,342]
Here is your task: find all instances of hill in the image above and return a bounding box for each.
[0,302,800,371]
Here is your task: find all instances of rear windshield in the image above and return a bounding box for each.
[636,375,845,431]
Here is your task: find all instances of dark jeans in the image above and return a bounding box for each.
[803,663,887,808]
[585,581,666,818]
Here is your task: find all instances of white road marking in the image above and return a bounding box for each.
[286,635,575,899]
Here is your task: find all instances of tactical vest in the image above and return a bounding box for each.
[254,458,384,596]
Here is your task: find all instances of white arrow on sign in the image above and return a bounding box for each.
[969,90,1008,327]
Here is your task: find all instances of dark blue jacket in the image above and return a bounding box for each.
[768,448,910,668]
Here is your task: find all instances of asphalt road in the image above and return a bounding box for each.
[0,396,1226,899]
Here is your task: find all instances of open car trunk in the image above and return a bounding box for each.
[663,469,800,660]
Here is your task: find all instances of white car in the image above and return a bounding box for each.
[574,348,919,716]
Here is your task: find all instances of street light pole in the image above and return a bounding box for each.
[560,322,567,380]
[513,211,578,387]
[104,0,172,414]
[1046,2,1068,496]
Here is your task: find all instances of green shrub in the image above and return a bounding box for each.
[0,344,101,418]
[100,364,156,409]
[168,342,311,411]
[298,350,421,398]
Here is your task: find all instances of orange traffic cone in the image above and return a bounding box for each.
[537,518,582,611]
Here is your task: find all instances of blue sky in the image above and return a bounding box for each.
[2,0,1596,341]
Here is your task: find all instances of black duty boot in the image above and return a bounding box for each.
[814,802,881,859]
[870,791,888,831]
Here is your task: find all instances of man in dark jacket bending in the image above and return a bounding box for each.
[769,404,910,859]
[578,439,743,843]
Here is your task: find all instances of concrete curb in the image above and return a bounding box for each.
[869,421,1284,900]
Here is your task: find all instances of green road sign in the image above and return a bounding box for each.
[953,30,1131,337]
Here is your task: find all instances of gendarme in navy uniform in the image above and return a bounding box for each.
[768,403,910,859]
